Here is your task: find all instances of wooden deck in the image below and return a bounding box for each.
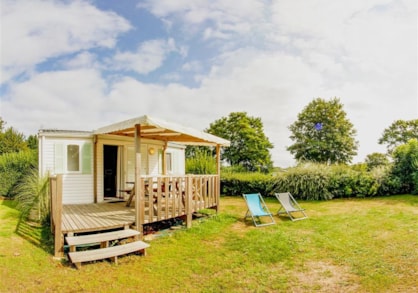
[62,199,190,234]
[50,174,220,257]
[62,202,135,234]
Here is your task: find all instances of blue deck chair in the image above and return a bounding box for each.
[243,193,275,227]
[275,192,308,221]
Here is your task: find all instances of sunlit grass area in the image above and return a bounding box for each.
[1,195,417,292]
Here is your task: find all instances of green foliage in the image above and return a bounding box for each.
[391,139,418,194]
[221,172,276,196]
[327,165,378,198]
[274,163,333,200]
[365,152,389,170]
[207,112,274,172]
[0,150,38,197]
[0,117,5,131]
[0,127,28,155]
[186,149,216,174]
[379,119,418,153]
[287,97,358,164]
[221,162,403,200]
[15,168,50,224]
[221,164,249,173]
[26,134,39,150]
[370,165,402,196]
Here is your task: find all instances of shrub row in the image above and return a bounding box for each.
[0,150,38,197]
[221,172,277,196]
[221,163,407,200]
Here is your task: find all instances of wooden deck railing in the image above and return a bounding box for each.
[136,175,219,228]
[49,174,220,257]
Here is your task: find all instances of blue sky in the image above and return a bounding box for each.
[1,0,417,167]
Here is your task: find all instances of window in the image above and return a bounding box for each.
[54,142,92,174]
[67,144,80,171]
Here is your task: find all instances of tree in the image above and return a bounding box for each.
[207,112,274,172]
[378,119,418,153]
[287,97,358,164]
[0,127,28,155]
[391,139,418,193]
[0,117,5,131]
[365,152,389,170]
[26,135,39,150]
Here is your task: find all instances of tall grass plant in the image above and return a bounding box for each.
[14,168,50,223]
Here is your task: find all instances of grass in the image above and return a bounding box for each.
[1,195,417,292]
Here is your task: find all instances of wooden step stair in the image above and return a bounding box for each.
[65,229,149,269]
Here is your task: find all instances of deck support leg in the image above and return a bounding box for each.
[110,256,118,265]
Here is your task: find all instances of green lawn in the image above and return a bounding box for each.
[1,195,417,292]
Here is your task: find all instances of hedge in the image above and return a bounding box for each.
[220,163,405,200]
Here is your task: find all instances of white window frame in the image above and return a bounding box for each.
[66,144,81,173]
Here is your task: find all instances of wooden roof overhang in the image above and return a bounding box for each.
[94,115,230,147]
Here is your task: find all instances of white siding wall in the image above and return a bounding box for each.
[39,136,94,204]
[40,133,186,204]
[168,146,185,175]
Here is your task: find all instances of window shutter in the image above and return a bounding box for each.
[54,143,64,174]
[82,142,92,174]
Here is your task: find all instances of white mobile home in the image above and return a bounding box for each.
[41,115,230,258]
[39,129,186,204]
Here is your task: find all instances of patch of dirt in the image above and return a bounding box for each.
[291,261,361,293]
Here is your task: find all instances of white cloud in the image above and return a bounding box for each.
[0,0,131,83]
[2,69,106,131]
[139,0,266,41]
[60,52,100,70]
[111,39,178,74]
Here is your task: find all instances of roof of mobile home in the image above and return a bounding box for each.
[40,115,230,147]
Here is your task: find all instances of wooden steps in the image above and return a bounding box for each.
[66,229,149,269]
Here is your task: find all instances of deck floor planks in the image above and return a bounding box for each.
[64,205,91,232]
[73,204,105,230]
[76,203,129,230]
[62,206,83,232]
[62,199,209,234]
[62,202,135,233]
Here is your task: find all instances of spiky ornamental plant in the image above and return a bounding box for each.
[15,169,50,224]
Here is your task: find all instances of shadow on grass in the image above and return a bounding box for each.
[1,197,54,254]
[15,216,53,254]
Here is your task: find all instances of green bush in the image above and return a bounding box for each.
[391,139,418,194]
[186,151,216,174]
[0,150,38,197]
[328,165,378,198]
[218,160,414,199]
[370,165,401,196]
[221,172,276,196]
[274,163,333,200]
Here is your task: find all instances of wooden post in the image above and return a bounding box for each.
[134,124,144,238]
[162,142,167,175]
[50,174,63,258]
[93,135,98,203]
[186,175,193,228]
[215,145,221,213]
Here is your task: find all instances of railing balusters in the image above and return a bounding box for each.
[136,175,219,226]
